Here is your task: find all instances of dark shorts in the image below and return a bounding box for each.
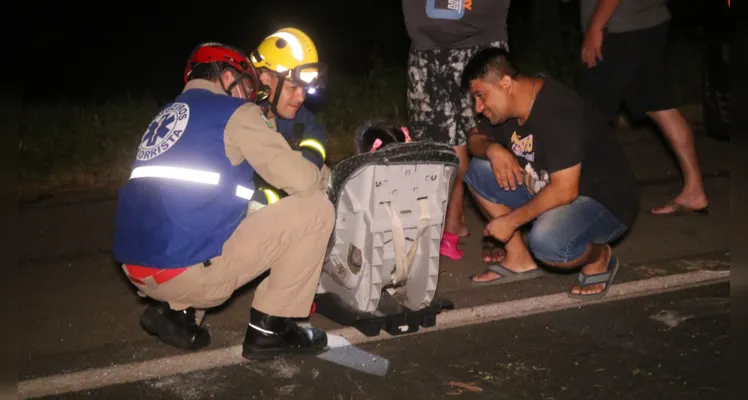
[577,21,677,122]
[463,158,628,263]
[407,41,509,147]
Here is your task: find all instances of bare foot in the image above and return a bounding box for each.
[471,251,537,283]
[481,236,506,264]
[570,244,612,296]
[650,192,709,215]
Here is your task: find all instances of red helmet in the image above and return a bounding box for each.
[184,42,260,102]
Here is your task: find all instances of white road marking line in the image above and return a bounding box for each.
[19,269,729,399]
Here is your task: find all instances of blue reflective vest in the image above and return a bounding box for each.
[113,88,256,269]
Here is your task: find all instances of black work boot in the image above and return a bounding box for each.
[242,308,328,359]
[140,302,210,351]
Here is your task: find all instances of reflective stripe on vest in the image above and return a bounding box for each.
[235,185,255,200]
[130,166,254,200]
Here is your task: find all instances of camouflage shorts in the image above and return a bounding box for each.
[407,41,509,147]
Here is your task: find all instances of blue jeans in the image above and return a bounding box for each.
[463,158,628,263]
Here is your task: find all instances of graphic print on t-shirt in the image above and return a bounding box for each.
[426,0,473,20]
[510,130,549,195]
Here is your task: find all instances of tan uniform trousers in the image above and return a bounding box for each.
[125,186,335,319]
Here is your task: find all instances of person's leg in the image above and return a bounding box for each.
[622,22,708,214]
[209,191,335,356]
[408,47,469,259]
[463,158,540,282]
[202,191,335,318]
[463,157,507,263]
[646,109,708,213]
[446,144,470,238]
[453,168,506,263]
[135,191,335,352]
[440,46,473,239]
[468,187,540,281]
[123,263,213,350]
[407,46,468,243]
[527,196,628,297]
[474,201,508,264]
[406,47,433,147]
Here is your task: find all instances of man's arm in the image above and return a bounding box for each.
[224,103,322,197]
[588,0,621,32]
[469,117,525,189]
[467,117,505,158]
[505,103,586,227]
[582,0,622,66]
[505,163,581,229]
[294,105,328,169]
[468,127,498,158]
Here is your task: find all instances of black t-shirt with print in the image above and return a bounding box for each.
[477,77,640,227]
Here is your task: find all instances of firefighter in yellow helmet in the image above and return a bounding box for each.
[250,28,329,171]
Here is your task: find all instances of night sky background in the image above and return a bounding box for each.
[25,0,715,106]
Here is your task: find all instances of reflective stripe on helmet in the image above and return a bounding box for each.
[298,139,326,162]
[130,166,255,200]
[268,32,304,62]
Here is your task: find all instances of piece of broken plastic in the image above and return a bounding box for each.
[317,333,390,376]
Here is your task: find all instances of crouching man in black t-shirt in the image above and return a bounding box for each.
[460,47,639,300]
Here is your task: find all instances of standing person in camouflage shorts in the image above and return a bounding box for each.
[402,0,512,262]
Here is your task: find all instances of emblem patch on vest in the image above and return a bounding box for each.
[137,102,190,161]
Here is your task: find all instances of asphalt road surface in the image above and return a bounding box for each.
[35,282,728,400]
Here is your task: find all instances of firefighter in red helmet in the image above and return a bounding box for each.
[114,42,333,358]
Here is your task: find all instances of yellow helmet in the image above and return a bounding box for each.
[250,28,326,93]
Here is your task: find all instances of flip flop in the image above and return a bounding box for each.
[567,255,621,300]
[650,202,710,217]
[471,263,546,286]
[481,236,507,264]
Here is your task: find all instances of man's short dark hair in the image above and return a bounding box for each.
[460,47,520,91]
